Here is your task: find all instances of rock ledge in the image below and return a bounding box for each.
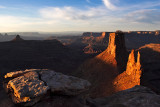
[4,69,91,106]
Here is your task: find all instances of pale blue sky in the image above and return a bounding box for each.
[0,0,160,32]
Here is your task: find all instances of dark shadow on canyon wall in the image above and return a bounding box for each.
[139,47,160,94]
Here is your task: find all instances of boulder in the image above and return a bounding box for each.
[4,69,91,106]
[7,71,49,106]
[39,70,91,95]
[8,71,49,98]
[87,85,160,107]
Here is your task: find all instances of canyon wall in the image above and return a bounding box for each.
[77,32,142,98]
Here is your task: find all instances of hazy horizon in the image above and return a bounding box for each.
[0,30,160,34]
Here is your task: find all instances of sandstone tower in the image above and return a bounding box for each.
[113,50,142,92]
[77,32,142,98]
[96,32,128,73]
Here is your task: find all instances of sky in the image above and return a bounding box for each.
[0,0,160,32]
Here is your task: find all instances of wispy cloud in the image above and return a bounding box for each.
[0,15,58,32]
[124,9,160,24]
[126,1,160,10]
[39,6,108,21]
[0,0,160,32]
[102,0,160,11]
[102,0,118,10]
[86,0,91,3]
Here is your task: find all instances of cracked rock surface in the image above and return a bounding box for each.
[4,69,91,106]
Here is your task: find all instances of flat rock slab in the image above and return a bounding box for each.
[39,70,91,95]
[4,69,91,106]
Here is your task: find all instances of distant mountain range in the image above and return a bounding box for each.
[0,32,83,42]
[0,31,159,51]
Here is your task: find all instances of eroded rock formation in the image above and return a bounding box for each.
[94,32,128,73]
[83,44,97,54]
[95,32,106,42]
[82,32,109,54]
[76,32,143,98]
[3,69,91,106]
[76,32,128,98]
[101,32,128,73]
[11,35,24,41]
[113,50,142,92]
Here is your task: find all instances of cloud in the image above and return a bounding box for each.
[39,6,108,21]
[38,6,130,31]
[102,0,160,11]
[0,15,58,32]
[124,9,160,24]
[0,6,6,9]
[0,0,160,32]
[102,0,117,10]
[126,1,160,10]
[86,0,91,3]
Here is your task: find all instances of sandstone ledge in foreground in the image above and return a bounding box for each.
[4,69,91,106]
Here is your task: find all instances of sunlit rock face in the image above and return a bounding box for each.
[126,50,141,76]
[76,32,143,98]
[76,32,129,98]
[113,50,142,92]
[106,32,128,73]
[155,31,159,35]
[5,70,49,106]
[5,69,31,78]
[95,32,128,73]
[3,69,91,106]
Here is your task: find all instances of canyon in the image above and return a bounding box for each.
[0,31,159,107]
[76,32,142,97]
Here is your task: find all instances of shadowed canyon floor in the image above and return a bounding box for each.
[0,36,96,90]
